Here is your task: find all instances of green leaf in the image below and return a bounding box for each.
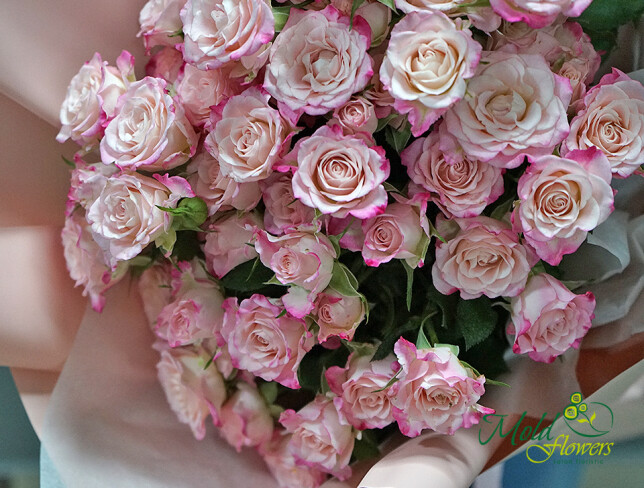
[375,0,397,9]
[401,260,414,311]
[352,430,380,461]
[385,123,412,154]
[62,155,75,168]
[485,378,510,388]
[221,258,276,292]
[342,340,377,357]
[327,234,342,258]
[416,325,432,350]
[456,297,498,351]
[372,319,418,361]
[297,345,349,392]
[272,6,290,32]
[329,262,361,297]
[489,197,516,221]
[375,114,398,133]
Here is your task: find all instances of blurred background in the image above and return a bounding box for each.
[0,367,39,488]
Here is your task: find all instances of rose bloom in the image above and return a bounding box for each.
[489,0,592,29]
[432,216,531,299]
[87,172,193,265]
[263,5,372,118]
[326,353,398,430]
[100,77,198,171]
[138,262,174,327]
[57,52,133,148]
[291,125,390,219]
[393,0,501,32]
[514,149,614,266]
[203,212,263,278]
[380,11,481,136]
[330,96,378,135]
[361,201,430,268]
[219,382,274,452]
[62,211,122,312]
[187,150,261,216]
[255,229,337,317]
[261,432,327,488]
[155,261,225,347]
[156,345,227,440]
[280,396,355,479]
[314,289,366,343]
[221,295,313,389]
[181,0,274,70]
[205,87,290,183]
[509,273,595,363]
[138,0,186,52]
[145,46,184,84]
[364,51,396,119]
[66,160,118,215]
[563,69,644,178]
[403,130,504,218]
[228,42,272,82]
[441,51,572,169]
[176,63,236,128]
[260,172,316,235]
[392,339,493,436]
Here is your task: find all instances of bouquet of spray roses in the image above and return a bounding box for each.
[58,0,644,486]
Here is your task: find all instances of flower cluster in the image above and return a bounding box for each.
[59,1,643,487]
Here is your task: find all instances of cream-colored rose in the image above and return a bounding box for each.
[205,87,290,183]
[442,51,572,169]
[138,0,186,52]
[432,216,531,299]
[402,130,504,218]
[187,150,261,216]
[380,11,482,136]
[156,346,227,440]
[563,69,644,178]
[181,0,274,70]
[100,77,198,171]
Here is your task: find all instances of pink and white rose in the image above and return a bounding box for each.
[100,77,198,171]
[156,345,227,439]
[187,150,261,216]
[205,87,291,182]
[87,172,193,265]
[490,0,592,29]
[263,6,373,118]
[326,353,398,430]
[563,69,644,178]
[509,273,595,363]
[261,432,327,488]
[203,212,263,278]
[66,160,118,216]
[361,201,430,268]
[279,396,355,479]
[221,295,313,389]
[155,261,225,347]
[62,211,122,312]
[145,47,184,84]
[176,63,236,128]
[441,51,572,169]
[58,52,134,148]
[314,289,366,343]
[181,0,274,70]
[330,96,378,135]
[260,172,316,235]
[138,262,174,327]
[391,338,493,436]
[291,125,390,219]
[219,382,274,451]
[432,216,531,299]
[138,0,186,52]
[514,149,614,266]
[380,11,482,136]
[403,130,504,218]
[255,230,337,317]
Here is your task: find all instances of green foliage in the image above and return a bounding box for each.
[157,197,208,232]
[384,122,412,154]
[573,0,644,54]
[352,430,380,462]
[221,258,276,292]
[297,345,349,393]
[456,296,498,351]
